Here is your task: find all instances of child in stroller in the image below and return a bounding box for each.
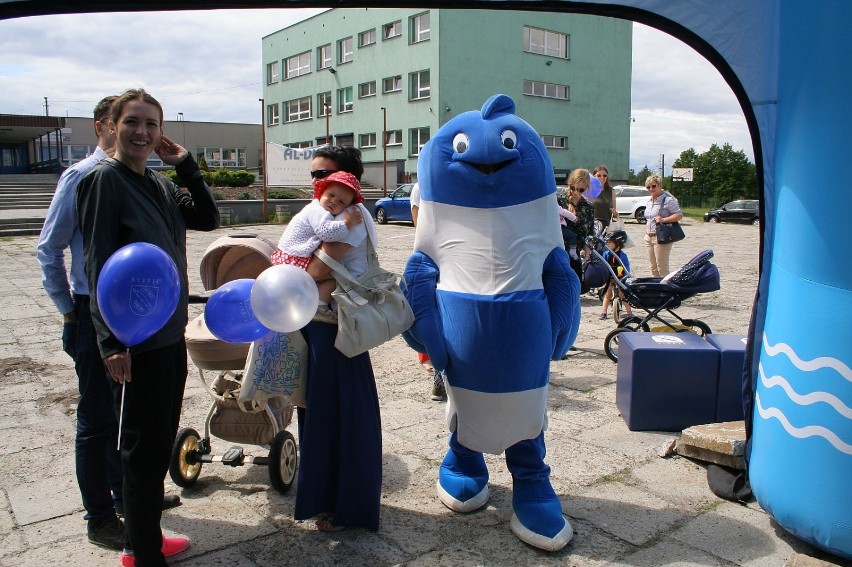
[599,230,633,320]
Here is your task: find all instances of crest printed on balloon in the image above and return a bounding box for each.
[204,278,271,343]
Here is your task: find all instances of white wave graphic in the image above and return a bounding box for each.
[755,393,852,455]
[759,363,852,419]
[762,334,852,383]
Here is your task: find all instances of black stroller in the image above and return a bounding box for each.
[585,237,721,362]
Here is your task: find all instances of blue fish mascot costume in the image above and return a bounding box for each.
[403,94,580,551]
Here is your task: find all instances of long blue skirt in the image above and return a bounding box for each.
[294,321,382,531]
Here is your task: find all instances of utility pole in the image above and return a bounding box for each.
[259,98,268,222]
[44,97,49,116]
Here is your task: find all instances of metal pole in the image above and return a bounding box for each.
[381,107,387,196]
[325,102,330,145]
[259,98,268,222]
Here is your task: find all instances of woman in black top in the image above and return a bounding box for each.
[78,88,218,567]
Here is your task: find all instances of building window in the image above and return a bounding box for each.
[267,61,279,84]
[541,135,567,148]
[358,29,376,47]
[337,37,354,64]
[382,75,402,93]
[197,147,246,168]
[385,130,402,146]
[284,96,312,122]
[359,133,377,148]
[317,44,332,69]
[409,127,430,156]
[337,87,353,113]
[524,25,569,58]
[383,21,402,40]
[267,103,280,126]
[523,80,569,100]
[63,145,97,165]
[317,92,332,116]
[409,70,430,100]
[411,12,430,43]
[358,81,377,98]
[285,51,311,79]
[287,141,313,149]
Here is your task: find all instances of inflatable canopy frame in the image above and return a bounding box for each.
[1,0,849,559]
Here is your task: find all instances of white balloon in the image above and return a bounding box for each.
[250,265,319,332]
[586,175,603,199]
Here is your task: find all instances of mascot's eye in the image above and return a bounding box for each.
[501,130,517,149]
[452,133,470,154]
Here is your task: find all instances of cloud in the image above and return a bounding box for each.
[0,10,753,173]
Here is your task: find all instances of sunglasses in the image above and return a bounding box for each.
[569,186,586,193]
[648,183,659,188]
[310,169,338,179]
[595,173,608,177]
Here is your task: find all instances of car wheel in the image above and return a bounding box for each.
[375,208,387,224]
[752,217,760,227]
[635,207,646,223]
[709,216,720,223]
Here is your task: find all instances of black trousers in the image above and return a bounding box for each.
[111,340,187,566]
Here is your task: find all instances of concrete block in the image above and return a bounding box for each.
[677,421,746,469]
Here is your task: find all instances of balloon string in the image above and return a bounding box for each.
[116,347,128,451]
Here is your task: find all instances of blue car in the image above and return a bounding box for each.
[373,183,415,224]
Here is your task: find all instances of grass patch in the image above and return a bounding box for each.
[681,207,707,222]
[596,468,631,484]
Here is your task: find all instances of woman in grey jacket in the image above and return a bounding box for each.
[77,88,218,567]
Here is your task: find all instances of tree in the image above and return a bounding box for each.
[628,165,654,186]
[671,144,756,206]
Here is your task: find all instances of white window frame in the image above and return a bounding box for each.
[317,92,332,117]
[524,25,569,58]
[541,135,567,149]
[411,12,430,43]
[385,130,402,146]
[317,44,332,69]
[197,146,246,168]
[382,75,402,93]
[383,21,402,40]
[337,87,353,113]
[284,51,311,79]
[523,80,569,100]
[284,96,312,122]
[358,29,376,47]
[409,127,430,156]
[337,37,354,64]
[267,103,280,126]
[267,61,279,84]
[409,69,430,100]
[358,81,377,98]
[359,133,377,148]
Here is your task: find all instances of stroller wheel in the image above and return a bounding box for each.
[681,319,712,336]
[170,427,203,487]
[604,327,635,362]
[268,431,298,494]
[617,315,649,331]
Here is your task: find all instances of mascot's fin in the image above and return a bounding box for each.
[437,431,490,513]
[480,94,515,119]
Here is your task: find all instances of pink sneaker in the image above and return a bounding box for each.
[119,535,191,566]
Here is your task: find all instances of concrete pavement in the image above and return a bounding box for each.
[0,219,844,566]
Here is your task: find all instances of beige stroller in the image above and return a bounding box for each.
[169,234,299,494]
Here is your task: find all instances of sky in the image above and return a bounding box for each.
[0,8,753,175]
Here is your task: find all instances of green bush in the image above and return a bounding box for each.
[230,170,256,187]
[212,191,225,200]
[237,192,253,200]
[212,168,232,187]
[268,190,301,199]
[201,170,214,186]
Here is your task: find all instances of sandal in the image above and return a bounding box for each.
[599,313,608,320]
[316,514,345,532]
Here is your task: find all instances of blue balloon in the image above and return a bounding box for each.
[97,242,181,347]
[586,175,603,199]
[204,279,271,343]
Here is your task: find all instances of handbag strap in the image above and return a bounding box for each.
[314,238,388,307]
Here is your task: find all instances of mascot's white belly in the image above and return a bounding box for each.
[415,194,564,454]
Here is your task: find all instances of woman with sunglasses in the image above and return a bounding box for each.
[643,174,684,277]
[588,165,618,231]
[557,168,595,287]
[291,145,383,534]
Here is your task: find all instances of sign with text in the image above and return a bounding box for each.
[671,167,694,181]
[265,142,328,187]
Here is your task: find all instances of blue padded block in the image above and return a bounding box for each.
[616,332,719,431]
[705,334,747,422]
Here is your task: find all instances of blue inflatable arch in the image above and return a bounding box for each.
[2,0,849,559]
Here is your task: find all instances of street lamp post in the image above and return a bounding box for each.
[325,102,331,145]
[381,106,387,196]
[177,112,186,147]
[259,98,268,222]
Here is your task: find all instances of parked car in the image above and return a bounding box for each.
[373,183,414,224]
[704,199,760,226]
[612,185,651,223]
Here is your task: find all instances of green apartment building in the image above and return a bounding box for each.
[262,8,632,190]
